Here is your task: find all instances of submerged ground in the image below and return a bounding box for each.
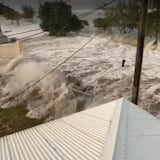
[0,106,43,137]
[21,33,160,113]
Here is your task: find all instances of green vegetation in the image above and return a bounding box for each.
[94,18,109,30]
[0,2,22,25]
[146,0,160,44]
[94,0,160,43]
[4,10,23,25]
[22,5,35,19]
[94,0,140,34]
[0,2,14,15]
[0,106,44,137]
[39,1,87,36]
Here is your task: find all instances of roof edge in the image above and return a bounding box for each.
[100,98,125,160]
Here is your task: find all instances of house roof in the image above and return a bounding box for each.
[1,98,160,160]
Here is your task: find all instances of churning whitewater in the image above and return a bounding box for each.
[0,60,88,120]
[1,15,160,120]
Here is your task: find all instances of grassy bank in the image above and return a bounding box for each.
[0,106,44,137]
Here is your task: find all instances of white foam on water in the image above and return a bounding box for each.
[1,16,160,119]
[0,59,86,120]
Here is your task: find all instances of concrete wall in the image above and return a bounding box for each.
[0,41,22,66]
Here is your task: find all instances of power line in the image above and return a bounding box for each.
[0,2,116,46]
[0,31,45,44]
[0,3,111,59]
[18,31,44,41]
[0,56,56,62]
[0,1,115,106]
[79,0,115,18]
[0,33,98,107]
[0,28,41,39]
[0,0,115,40]
[79,1,114,18]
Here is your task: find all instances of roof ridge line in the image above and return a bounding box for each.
[100,98,126,160]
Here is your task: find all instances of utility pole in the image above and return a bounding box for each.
[131,0,148,104]
[0,0,3,32]
[0,25,1,33]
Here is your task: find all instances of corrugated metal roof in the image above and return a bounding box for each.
[0,100,118,160]
[1,98,160,160]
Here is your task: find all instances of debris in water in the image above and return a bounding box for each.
[0,61,89,120]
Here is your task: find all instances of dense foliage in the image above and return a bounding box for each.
[39,1,86,36]
[0,2,14,15]
[22,5,35,19]
[146,0,160,44]
[94,0,140,34]
[0,3,22,25]
[94,0,160,43]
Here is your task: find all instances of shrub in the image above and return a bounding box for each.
[22,5,35,19]
[4,10,22,25]
[94,18,108,30]
[4,9,15,21]
[0,3,13,15]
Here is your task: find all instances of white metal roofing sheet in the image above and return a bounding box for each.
[0,100,117,160]
[113,99,160,160]
[1,98,160,160]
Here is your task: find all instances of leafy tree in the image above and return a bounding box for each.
[146,0,160,44]
[4,9,15,23]
[115,0,140,33]
[94,0,140,34]
[0,3,22,25]
[39,1,86,36]
[94,0,160,44]
[94,18,108,30]
[0,3,13,15]
[4,10,22,25]
[81,20,89,26]
[22,5,35,19]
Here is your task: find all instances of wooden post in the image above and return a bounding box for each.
[131,0,148,104]
[0,24,2,33]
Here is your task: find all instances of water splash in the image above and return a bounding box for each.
[0,59,87,120]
